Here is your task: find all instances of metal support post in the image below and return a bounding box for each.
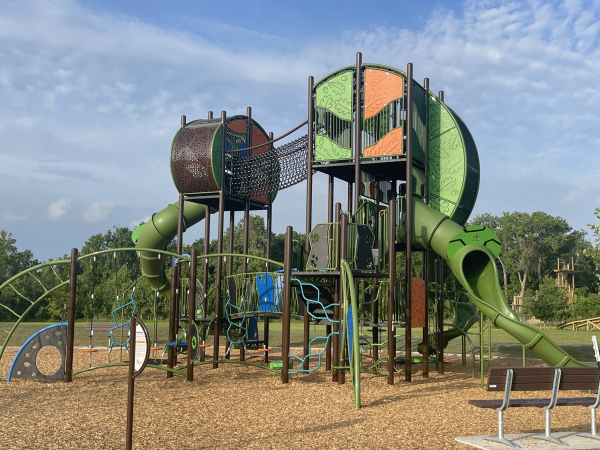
[332,203,341,382]
[405,63,414,382]
[339,212,348,385]
[387,199,396,385]
[187,250,196,381]
[281,226,292,383]
[64,248,77,383]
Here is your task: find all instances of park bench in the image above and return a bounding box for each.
[468,366,600,448]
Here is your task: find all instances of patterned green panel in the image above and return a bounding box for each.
[315,135,352,161]
[315,72,353,121]
[428,97,465,219]
[427,95,480,226]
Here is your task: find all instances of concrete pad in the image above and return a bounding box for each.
[456,432,600,449]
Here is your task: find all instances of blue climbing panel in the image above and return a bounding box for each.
[256,273,281,312]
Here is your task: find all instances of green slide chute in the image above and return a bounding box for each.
[133,201,210,298]
[411,199,587,367]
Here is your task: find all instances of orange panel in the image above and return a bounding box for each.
[364,69,404,119]
[363,127,403,157]
[411,278,426,328]
[227,119,246,134]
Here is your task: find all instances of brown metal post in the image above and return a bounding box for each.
[167,257,178,377]
[242,107,252,276]
[338,212,348,385]
[226,210,234,361]
[187,250,197,381]
[438,91,444,102]
[201,206,210,361]
[387,198,396,385]
[354,52,362,213]
[438,255,444,373]
[208,111,213,120]
[264,131,274,364]
[214,110,227,369]
[422,81,430,375]
[64,248,77,383]
[181,115,186,128]
[281,226,293,383]
[325,175,334,371]
[303,76,314,372]
[125,315,137,450]
[332,203,341,382]
[347,183,353,214]
[404,63,414,382]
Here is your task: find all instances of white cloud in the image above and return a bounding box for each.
[3,212,29,222]
[82,201,115,223]
[47,198,71,221]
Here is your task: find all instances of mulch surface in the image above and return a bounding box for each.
[0,348,595,449]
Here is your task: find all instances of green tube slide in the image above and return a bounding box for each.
[411,200,587,367]
[134,201,210,298]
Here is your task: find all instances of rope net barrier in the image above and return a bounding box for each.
[228,133,312,197]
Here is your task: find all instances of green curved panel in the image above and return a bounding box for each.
[315,135,352,161]
[315,72,353,121]
[428,94,480,226]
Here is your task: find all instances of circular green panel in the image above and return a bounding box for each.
[428,95,480,226]
[446,226,501,261]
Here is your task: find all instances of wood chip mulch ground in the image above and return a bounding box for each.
[0,348,596,449]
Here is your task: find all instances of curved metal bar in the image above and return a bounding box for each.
[0,260,70,292]
[72,363,186,377]
[0,281,70,363]
[195,359,280,374]
[227,120,308,154]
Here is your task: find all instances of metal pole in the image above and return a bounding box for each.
[326,175,334,371]
[208,111,213,120]
[303,77,314,372]
[64,248,77,383]
[423,77,430,379]
[202,205,210,361]
[354,52,362,213]
[387,199,396,385]
[167,258,177,376]
[405,63,414,382]
[281,226,293,383]
[438,91,444,102]
[264,131,274,364]
[181,115,186,129]
[125,315,137,450]
[348,183,353,214]
[339,212,348,385]
[187,250,197,381]
[438,255,444,374]
[227,209,234,361]
[214,110,227,369]
[242,107,252,275]
[332,203,341,382]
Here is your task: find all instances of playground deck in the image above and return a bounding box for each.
[0,349,597,449]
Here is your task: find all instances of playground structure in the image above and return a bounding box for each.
[0,53,591,409]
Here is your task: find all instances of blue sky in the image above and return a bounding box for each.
[1,0,599,261]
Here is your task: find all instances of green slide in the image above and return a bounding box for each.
[133,201,210,298]
[418,299,478,354]
[411,199,587,367]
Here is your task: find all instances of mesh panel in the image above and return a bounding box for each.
[171,124,220,193]
[229,134,311,197]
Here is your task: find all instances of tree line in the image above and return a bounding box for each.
[1,208,599,324]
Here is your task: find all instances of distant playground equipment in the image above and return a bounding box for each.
[559,317,600,331]
[0,53,591,408]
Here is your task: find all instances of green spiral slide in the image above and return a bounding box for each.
[133,201,209,298]
[410,199,586,367]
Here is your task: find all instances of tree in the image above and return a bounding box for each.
[523,276,569,322]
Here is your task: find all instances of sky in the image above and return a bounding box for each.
[1,0,599,261]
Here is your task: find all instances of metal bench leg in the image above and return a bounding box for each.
[483,411,520,448]
[531,369,567,446]
[579,407,600,441]
[530,409,567,446]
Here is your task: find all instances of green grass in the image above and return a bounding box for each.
[1,321,598,363]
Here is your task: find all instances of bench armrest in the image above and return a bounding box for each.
[496,369,513,411]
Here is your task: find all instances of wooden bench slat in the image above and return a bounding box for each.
[469,397,597,409]
[85,323,115,331]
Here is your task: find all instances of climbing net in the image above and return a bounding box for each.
[229,134,311,197]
